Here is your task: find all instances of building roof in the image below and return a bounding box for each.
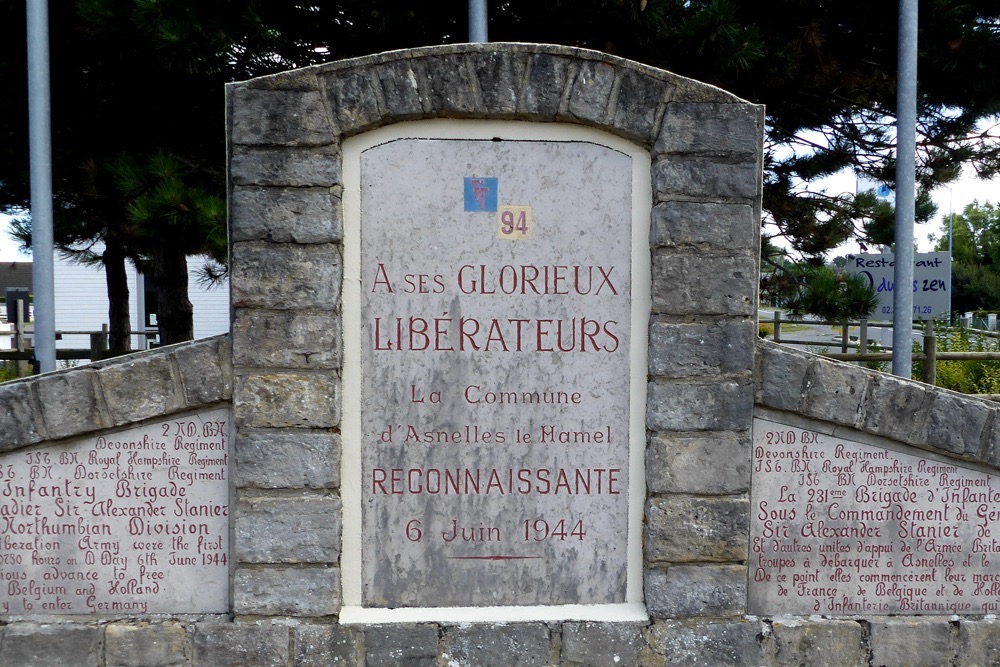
[0,262,32,294]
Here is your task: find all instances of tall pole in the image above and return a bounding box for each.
[469,0,488,43]
[26,0,56,374]
[892,0,918,378]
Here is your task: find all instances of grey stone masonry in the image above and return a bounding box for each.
[0,335,231,452]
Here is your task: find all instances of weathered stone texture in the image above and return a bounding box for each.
[230,145,342,187]
[234,371,340,428]
[233,309,342,370]
[229,87,333,146]
[646,496,749,562]
[756,341,809,411]
[868,619,953,667]
[231,187,341,244]
[646,433,750,494]
[651,201,755,249]
[800,357,869,427]
[99,353,185,425]
[34,370,106,440]
[233,566,341,616]
[925,390,992,457]
[648,321,755,378]
[365,624,439,667]
[653,158,760,201]
[651,252,756,316]
[442,623,552,667]
[294,624,362,666]
[236,430,340,489]
[423,54,482,116]
[104,622,188,667]
[171,335,232,406]
[193,622,289,667]
[230,242,342,310]
[644,620,765,667]
[655,103,760,157]
[318,68,385,133]
[468,51,526,117]
[647,380,753,431]
[236,495,342,562]
[521,53,573,117]
[771,619,866,667]
[0,381,44,450]
[646,565,746,617]
[561,622,644,667]
[373,59,429,120]
[0,623,99,667]
[566,59,616,125]
[958,619,1000,666]
[862,372,935,445]
[611,69,669,143]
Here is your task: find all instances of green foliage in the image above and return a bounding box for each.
[932,200,1000,312]
[0,362,18,384]
[926,328,1000,394]
[773,264,879,320]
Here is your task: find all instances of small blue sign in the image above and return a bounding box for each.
[877,184,892,198]
[464,177,498,212]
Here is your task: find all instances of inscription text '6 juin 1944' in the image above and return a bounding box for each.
[359,138,632,608]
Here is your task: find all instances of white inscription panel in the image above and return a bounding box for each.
[0,408,229,615]
[359,138,633,607]
[751,417,1000,615]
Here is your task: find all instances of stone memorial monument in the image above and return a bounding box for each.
[5,41,1000,666]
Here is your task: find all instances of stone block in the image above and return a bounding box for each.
[236,429,340,489]
[170,336,231,406]
[231,187,341,244]
[230,87,333,146]
[647,380,753,432]
[925,390,991,457]
[468,50,526,117]
[958,619,1000,666]
[646,433,750,494]
[34,370,107,440]
[650,201,755,249]
[230,145,342,187]
[230,242,342,310]
[192,622,289,667]
[319,67,383,133]
[0,381,43,450]
[653,158,760,201]
[566,59,616,125]
[771,619,865,667]
[98,352,185,426]
[521,53,573,118]
[651,252,756,316]
[294,624,362,666]
[800,357,868,428]
[234,371,340,428]
[645,620,764,667]
[645,565,746,618]
[374,59,429,120]
[655,103,760,157]
[233,309,342,370]
[561,622,643,667]
[646,496,749,562]
[365,624,439,667]
[756,341,809,411]
[233,566,341,616]
[869,619,952,667]
[236,495,342,562]
[424,54,482,116]
[442,623,552,667]
[648,321,755,378]
[105,622,188,667]
[611,69,669,144]
[862,372,934,446]
[0,623,98,667]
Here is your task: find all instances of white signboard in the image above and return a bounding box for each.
[846,252,951,319]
